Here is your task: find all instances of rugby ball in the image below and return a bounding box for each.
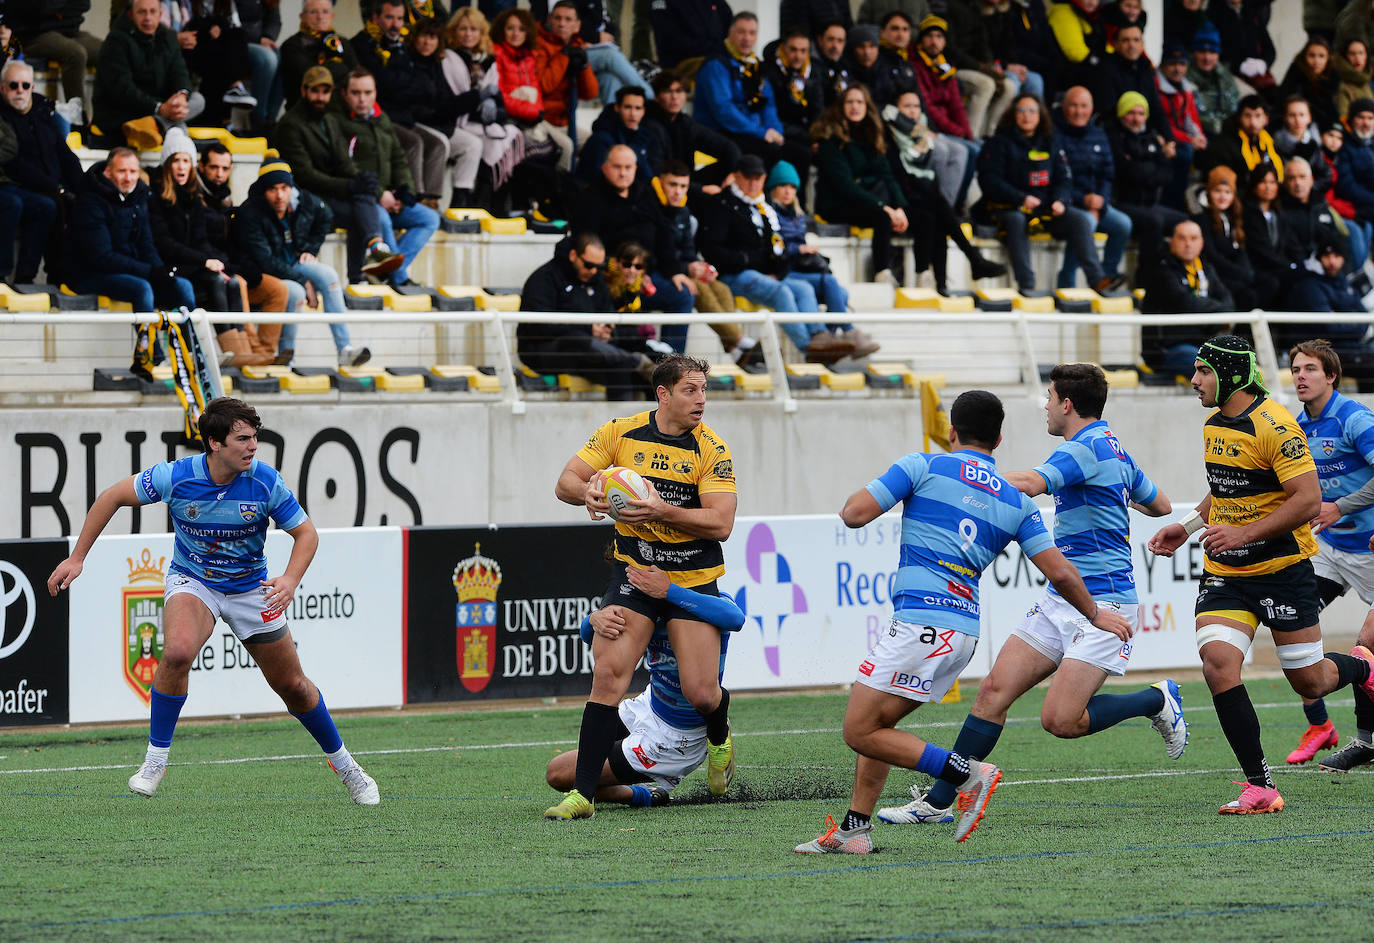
[598,466,650,521]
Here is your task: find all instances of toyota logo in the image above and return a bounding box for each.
[0,560,36,660]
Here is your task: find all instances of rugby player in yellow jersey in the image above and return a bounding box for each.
[1149,335,1374,814]
[546,355,738,820]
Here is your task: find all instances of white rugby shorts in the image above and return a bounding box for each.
[1010,594,1137,676]
[165,571,289,642]
[617,690,707,792]
[1313,543,1374,606]
[854,617,978,702]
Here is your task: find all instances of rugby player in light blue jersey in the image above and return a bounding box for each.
[545,565,743,807]
[1287,340,1374,771]
[794,390,1133,853]
[46,398,380,805]
[883,365,1181,826]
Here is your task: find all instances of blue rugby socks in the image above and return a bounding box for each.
[927,715,1004,808]
[1085,686,1166,734]
[1303,698,1330,726]
[148,687,187,750]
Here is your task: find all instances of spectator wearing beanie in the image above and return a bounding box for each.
[1191,164,1260,311]
[1336,97,1374,234]
[1188,22,1241,139]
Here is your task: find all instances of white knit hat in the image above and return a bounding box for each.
[159,126,197,166]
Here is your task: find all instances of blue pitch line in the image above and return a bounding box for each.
[837,901,1328,942]
[23,828,1374,930]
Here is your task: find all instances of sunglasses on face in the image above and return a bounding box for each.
[8,82,32,91]
[618,259,645,269]
[574,254,605,272]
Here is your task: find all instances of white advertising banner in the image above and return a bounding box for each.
[721,507,1206,691]
[66,527,403,723]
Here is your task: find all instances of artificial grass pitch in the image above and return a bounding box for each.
[1,683,1371,942]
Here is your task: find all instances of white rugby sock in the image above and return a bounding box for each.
[327,745,356,772]
[145,744,170,765]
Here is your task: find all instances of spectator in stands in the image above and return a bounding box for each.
[542,0,649,106]
[1189,22,1242,139]
[405,17,485,208]
[0,116,53,288]
[1158,42,1208,209]
[910,15,980,211]
[572,143,692,315]
[978,0,1053,106]
[10,0,101,126]
[1193,165,1259,311]
[354,0,443,203]
[768,159,882,360]
[1337,38,1374,118]
[146,128,274,367]
[931,3,1014,139]
[645,69,740,191]
[604,239,659,320]
[1280,241,1372,355]
[811,84,909,286]
[577,86,662,183]
[1274,96,1334,196]
[232,161,371,367]
[695,12,811,181]
[1107,92,1188,281]
[1140,218,1233,375]
[865,12,920,108]
[783,0,852,38]
[1048,0,1109,96]
[274,66,406,285]
[977,91,1114,294]
[0,59,80,284]
[338,68,440,288]
[1243,163,1301,309]
[66,147,196,372]
[1165,0,1209,51]
[175,1,259,126]
[1053,85,1130,290]
[846,25,885,98]
[1210,0,1276,94]
[534,2,597,174]
[517,232,653,400]
[765,27,826,160]
[1210,94,1284,182]
[196,140,288,358]
[813,21,854,108]
[1278,37,1341,131]
[1094,23,1169,140]
[883,90,1005,291]
[1336,97,1374,230]
[1281,156,1355,272]
[1337,1,1374,62]
[1321,116,1358,218]
[236,0,282,131]
[694,152,856,362]
[443,7,525,210]
[94,0,205,144]
[652,158,760,365]
[648,0,732,76]
[280,0,358,110]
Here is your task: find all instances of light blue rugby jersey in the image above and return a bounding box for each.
[1032,421,1157,604]
[647,629,729,729]
[1299,390,1374,553]
[134,455,308,593]
[867,449,1055,637]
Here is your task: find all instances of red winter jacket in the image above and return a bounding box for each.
[1156,74,1205,146]
[493,40,544,125]
[534,26,598,128]
[1324,149,1358,220]
[912,55,971,140]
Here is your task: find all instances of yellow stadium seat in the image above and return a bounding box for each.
[279,372,331,393]
[445,208,528,234]
[694,150,717,169]
[346,284,432,312]
[1055,287,1134,314]
[976,287,1053,312]
[377,372,426,393]
[894,288,975,312]
[557,373,605,393]
[433,364,501,393]
[733,296,770,312]
[1102,368,1139,389]
[786,363,864,390]
[99,295,133,312]
[187,127,267,155]
[240,364,293,379]
[711,362,772,392]
[865,362,917,388]
[0,286,50,311]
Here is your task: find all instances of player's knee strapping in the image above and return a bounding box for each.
[1196,622,1253,656]
[1275,640,1325,670]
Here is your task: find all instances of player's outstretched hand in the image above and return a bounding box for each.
[260,575,299,612]
[1147,523,1188,557]
[584,473,611,521]
[590,605,627,640]
[618,480,669,524]
[626,564,671,599]
[1091,607,1133,642]
[47,557,82,595]
[1311,501,1342,535]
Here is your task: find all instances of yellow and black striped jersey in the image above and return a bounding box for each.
[577,409,736,587]
[1202,396,1318,577]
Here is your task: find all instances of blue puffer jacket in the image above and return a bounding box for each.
[1052,112,1114,207]
[65,160,163,279]
[976,127,1073,213]
[1336,134,1374,220]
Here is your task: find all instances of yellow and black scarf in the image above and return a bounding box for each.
[404,0,436,23]
[918,48,956,80]
[1239,128,1285,181]
[732,185,785,255]
[882,40,909,62]
[1183,257,1209,295]
[774,50,812,108]
[725,38,766,111]
[364,19,407,65]
[652,176,687,208]
[302,26,347,63]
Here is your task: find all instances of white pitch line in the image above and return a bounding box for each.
[0,697,1357,778]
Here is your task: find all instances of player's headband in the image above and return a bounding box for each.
[1197,337,1266,406]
